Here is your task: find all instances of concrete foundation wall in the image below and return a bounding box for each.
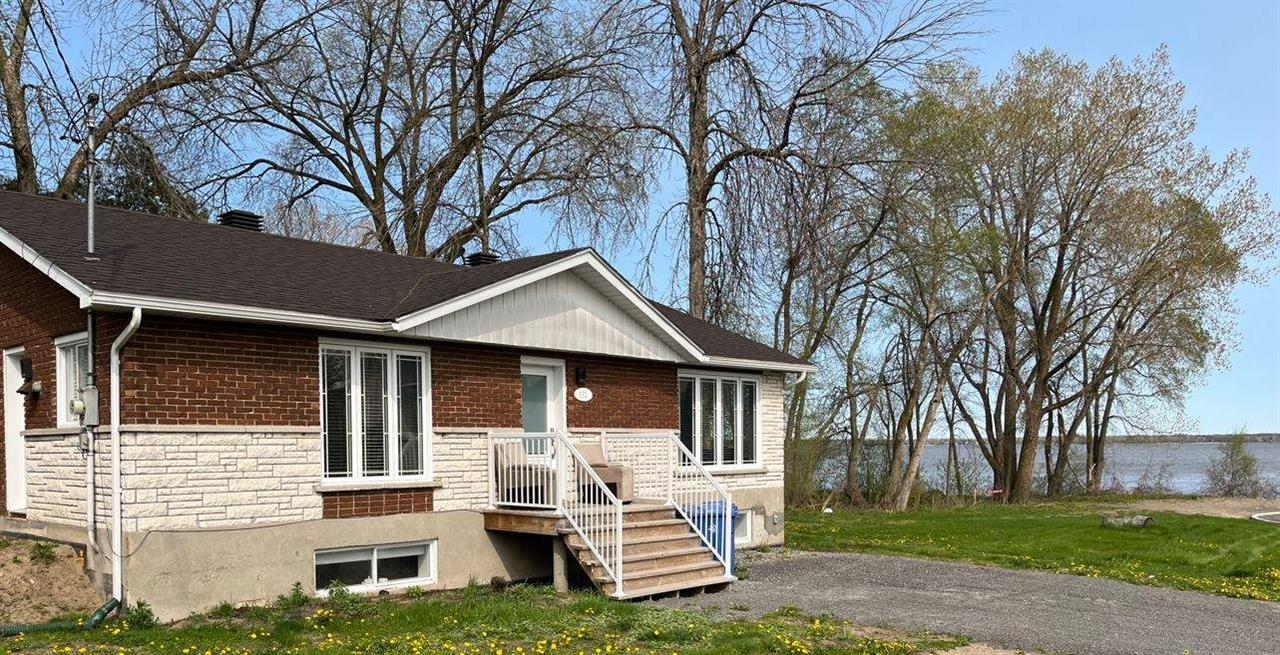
[726,486,785,547]
[124,509,550,621]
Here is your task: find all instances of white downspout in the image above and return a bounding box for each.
[110,307,142,602]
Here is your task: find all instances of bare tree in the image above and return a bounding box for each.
[0,0,319,196]
[210,0,648,259]
[631,0,980,318]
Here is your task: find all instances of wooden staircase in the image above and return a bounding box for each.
[560,503,734,599]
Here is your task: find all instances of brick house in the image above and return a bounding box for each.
[0,192,812,620]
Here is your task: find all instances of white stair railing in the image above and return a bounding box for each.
[488,430,732,595]
[554,431,625,596]
[600,432,734,579]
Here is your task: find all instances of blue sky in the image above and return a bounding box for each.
[518,0,1280,434]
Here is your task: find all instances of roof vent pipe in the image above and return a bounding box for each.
[217,209,264,232]
[85,93,100,259]
[463,250,500,266]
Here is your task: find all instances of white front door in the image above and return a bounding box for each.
[520,358,565,434]
[3,348,27,512]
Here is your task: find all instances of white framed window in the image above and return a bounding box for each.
[320,340,431,481]
[678,370,761,468]
[734,509,754,546]
[54,332,90,427]
[314,540,436,594]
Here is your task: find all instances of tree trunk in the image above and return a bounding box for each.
[0,1,36,194]
[891,382,946,510]
[685,65,709,319]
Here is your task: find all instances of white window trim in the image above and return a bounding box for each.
[313,539,437,596]
[319,338,432,482]
[678,369,763,470]
[54,331,89,428]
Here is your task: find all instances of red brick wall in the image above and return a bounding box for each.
[321,487,434,518]
[121,318,317,425]
[429,343,679,430]
[0,247,93,514]
[431,343,522,428]
[563,355,678,430]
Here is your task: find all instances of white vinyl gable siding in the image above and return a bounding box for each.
[401,270,684,362]
[320,339,432,482]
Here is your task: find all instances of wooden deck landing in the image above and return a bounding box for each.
[482,500,670,535]
[482,508,563,535]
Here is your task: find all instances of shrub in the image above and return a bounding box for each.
[274,581,309,610]
[1203,435,1279,498]
[323,582,370,618]
[29,542,57,565]
[210,601,237,619]
[403,585,427,600]
[129,600,159,629]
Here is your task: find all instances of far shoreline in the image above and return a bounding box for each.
[855,433,1280,445]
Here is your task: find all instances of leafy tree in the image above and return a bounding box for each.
[1204,435,1278,498]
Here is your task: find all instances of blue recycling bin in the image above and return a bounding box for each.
[692,501,738,569]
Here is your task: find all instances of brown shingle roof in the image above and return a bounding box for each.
[651,302,809,367]
[0,191,807,367]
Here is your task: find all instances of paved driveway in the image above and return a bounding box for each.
[654,551,1280,655]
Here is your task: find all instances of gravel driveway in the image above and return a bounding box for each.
[653,550,1280,655]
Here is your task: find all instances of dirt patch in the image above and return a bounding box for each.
[0,537,103,624]
[1125,497,1280,519]
[929,645,1037,655]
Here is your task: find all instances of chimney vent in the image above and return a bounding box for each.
[464,251,500,266]
[217,209,264,232]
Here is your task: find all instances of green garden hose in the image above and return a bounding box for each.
[0,598,119,637]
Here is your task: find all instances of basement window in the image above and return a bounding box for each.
[54,332,90,427]
[314,540,436,594]
[734,509,753,546]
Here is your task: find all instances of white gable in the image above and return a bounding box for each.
[398,269,685,361]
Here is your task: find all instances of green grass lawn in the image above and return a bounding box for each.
[789,503,1280,602]
[6,584,968,655]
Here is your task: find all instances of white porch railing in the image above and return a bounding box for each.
[488,433,560,510]
[599,432,734,578]
[488,430,733,595]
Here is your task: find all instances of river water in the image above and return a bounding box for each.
[853,440,1280,495]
